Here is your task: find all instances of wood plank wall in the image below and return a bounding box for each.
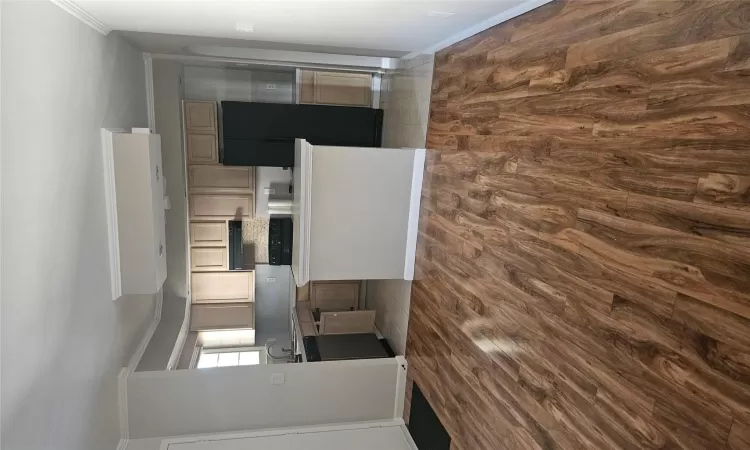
[407,1,750,449]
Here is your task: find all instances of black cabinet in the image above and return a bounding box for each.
[221,101,383,167]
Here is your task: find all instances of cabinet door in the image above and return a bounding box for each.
[190,247,228,271]
[310,281,360,311]
[190,303,254,331]
[190,222,227,247]
[185,101,217,133]
[148,135,168,288]
[299,70,315,104]
[186,134,218,164]
[190,194,253,220]
[319,310,376,335]
[191,271,255,302]
[189,165,253,194]
[314,72,372,106]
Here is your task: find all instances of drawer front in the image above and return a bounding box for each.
[189,165,253,194]
[186,134,218,164]
[310,281,360,311]
[191,247,228,271]
[190,222,227,247]
[191,271,254,302]
[190,194,253,220]
[185,102,217,132]
[190,303,254,331]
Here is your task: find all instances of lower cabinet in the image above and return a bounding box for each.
[191,271,255,302]
[190,247,228,271]
[310,281,360,311]
[190,303,254,331]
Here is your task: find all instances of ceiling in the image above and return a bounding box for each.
[74,0,529,57]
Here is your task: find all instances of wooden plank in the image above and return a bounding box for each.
[410,2,750,449]
[565,1,750,68]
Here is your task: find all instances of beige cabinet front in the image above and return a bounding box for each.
[300,70,372,107]
[189,165,253,194]
[319,310,376,335]
[190,194,253,220]
[187,134,218,164]
[191,271,255,302]
[190,303,254,331]
[190,247,228,271]
[189,222,227,247]
[185,101,217,133]
[310,281,360,311]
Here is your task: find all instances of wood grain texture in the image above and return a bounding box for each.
[409,2,750,449]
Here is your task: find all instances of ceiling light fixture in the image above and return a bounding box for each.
[236,23,254,32]
[428,11,455,17]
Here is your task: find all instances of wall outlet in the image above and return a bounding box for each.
[266,84,277,90]
[271,373,285,385]
[266,277,276,282]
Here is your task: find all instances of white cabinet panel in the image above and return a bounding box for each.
[166,425,414,450]
[104,130,167,300]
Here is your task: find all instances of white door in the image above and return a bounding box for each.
[165,425,415,450]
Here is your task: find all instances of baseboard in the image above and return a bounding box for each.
[118,367,129,442]
[125,289,163,375]
[394,356,408,420]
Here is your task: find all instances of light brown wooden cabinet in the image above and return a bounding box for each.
[189,165,253,194]
[319,310,376,335]
[310,281,360,311]
[191,271,255,303]
[189,194,254,220]
[300,70,372,107]
[185,101,217,133]
[189,222,227,247]
[190,303,254,331]
[186,134,218,165]
[190,247,228,271]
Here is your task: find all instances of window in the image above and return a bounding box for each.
[196,347,266,369]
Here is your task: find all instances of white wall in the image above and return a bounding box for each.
[133,59,191,372]
[127,358,402,439]
[183,66,294,104]
[309,146,422,281]
[366,54,435,355]
[1,2,155,449]
[154,59,189,299]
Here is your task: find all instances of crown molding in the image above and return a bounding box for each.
[51,0,111,36]
[401,0,553,59]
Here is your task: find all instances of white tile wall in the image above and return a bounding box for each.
[366,54,434,355]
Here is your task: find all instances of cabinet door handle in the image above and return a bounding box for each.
[156,165,160,181]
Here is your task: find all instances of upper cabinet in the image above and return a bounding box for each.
[300,70,372,107]
[186,133,218,164]
[102,130,167,300]
[185,101,217,133]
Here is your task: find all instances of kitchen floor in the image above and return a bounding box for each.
[365,54,434,356]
